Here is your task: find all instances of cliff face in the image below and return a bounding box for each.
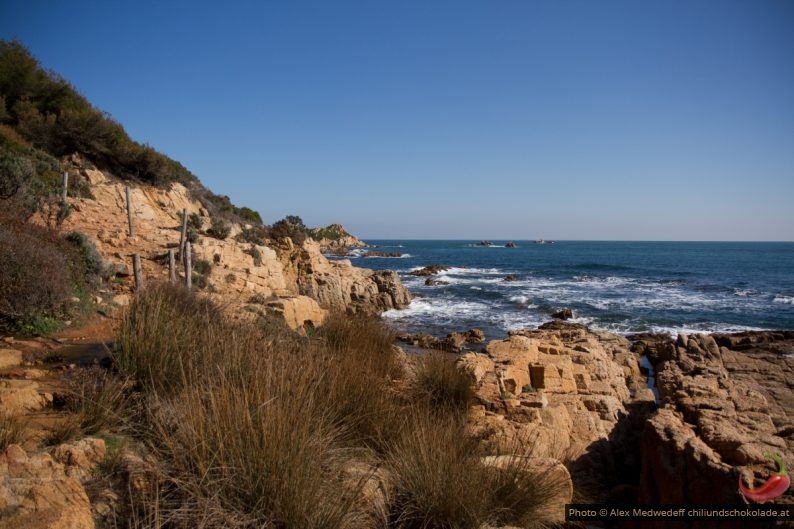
[59,157,410,329]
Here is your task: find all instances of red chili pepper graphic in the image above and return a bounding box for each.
[739,452,790,502]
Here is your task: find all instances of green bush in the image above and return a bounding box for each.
[193,259,211,276]
[64,231,109,281]
[206,217,230,240]
[270,215,308,245]
[236,225,268,246]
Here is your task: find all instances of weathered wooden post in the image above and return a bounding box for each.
[126,186,135,237]
[61,171,69,202]
[133,253,143,292]
[184,241,192,289]
[178,208,188,262]
[168,248,176,283]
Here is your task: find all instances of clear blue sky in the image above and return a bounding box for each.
[2,0,793,240]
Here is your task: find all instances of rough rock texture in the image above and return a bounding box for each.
[0,379,51,415]
[59,158,409,328]
[460,322,654,503]
[398,329,485,352]
[273,238,410,314]
[0,442,102,529]
[637,332,794,511]
[0,348,23,370]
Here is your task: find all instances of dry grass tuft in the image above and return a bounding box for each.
[412,351,474,414]
[0,412,26,449]
[113,284,569,529]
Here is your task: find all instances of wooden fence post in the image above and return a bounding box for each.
[133,253,143,292]
[184,241,192,290]
[168,248,176,283]
[126,186,135,237]
[178,208,188,262]
[61,171,69,202]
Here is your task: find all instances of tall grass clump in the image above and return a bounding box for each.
[0,413,26,449]
[387,409,486,529]
[387,407,571,529]
[412,352,474,414]
[115,284,363,528]
[115,283,221,395]
[115,285,569,528]
[315,314,404,448]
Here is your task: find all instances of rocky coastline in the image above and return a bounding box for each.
[2,163,793,528]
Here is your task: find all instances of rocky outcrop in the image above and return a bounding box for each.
[460,323,654,503]
[0,380,51,415]
[308,224,366,254]
[398,329,485,352]
[636,332,794,509]
[59,158,409,328]
[0,440,104,529]
[408,265,450,277]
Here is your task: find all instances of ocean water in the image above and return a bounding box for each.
[346,241,794,340]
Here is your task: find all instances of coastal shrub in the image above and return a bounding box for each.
[236,225,268,246]
[270,215,308,245]
[64,231,110,281]
[206,217,230,240]
[193,259,211,276]
[412,351,474,413]
[187,212,202,230]
[0,215,71,333]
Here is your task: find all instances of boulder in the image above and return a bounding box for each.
[0,445,94,529]
[408,265,450,276]
[551,308,573,320]
[0,380,50,415]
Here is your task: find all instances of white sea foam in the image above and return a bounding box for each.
[383,298,491,322]
[773,295,794,305]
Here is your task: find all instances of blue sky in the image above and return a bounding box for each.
[2,0,793,240]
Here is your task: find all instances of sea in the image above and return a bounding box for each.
[342,241,794,341]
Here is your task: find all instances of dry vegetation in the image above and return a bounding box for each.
[94,284,570,529]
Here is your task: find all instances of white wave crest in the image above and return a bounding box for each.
[773,295,794,305]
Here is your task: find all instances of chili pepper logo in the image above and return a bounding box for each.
[739,453,790,502]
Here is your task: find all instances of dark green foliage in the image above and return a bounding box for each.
[186,227,199,244]
[236,206,262,224]
[192,273,209,290]
[270,215,308,245]
[0,40,195,186]
[203,192,262,224]
[311,224,351,241]
[64,231,109,281]
[0,145,35,198]
[193,259,212,276]
[206,217,230,240]
[186,212,202,230]
[236,225,268,246]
